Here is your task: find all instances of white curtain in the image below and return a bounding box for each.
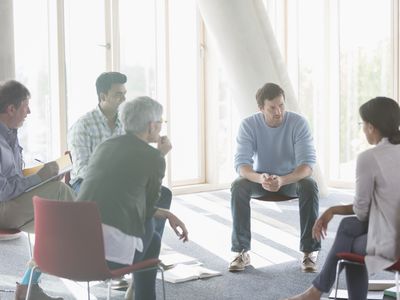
[197,0,328,196]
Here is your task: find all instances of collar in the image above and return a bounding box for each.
[96,105,122,128]
[0,121,18,147]
[377,137,389,146]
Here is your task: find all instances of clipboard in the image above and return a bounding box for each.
[24,154,72,192]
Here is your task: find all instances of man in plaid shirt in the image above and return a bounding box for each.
[68,71,172,236]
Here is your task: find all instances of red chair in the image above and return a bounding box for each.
[333,252,400,300]
[26,196,165,300]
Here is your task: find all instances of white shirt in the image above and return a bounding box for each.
[102,224,143,265]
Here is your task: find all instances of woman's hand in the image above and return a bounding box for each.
[312,208,334,241]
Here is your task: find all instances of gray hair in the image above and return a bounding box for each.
[119,96,163,134]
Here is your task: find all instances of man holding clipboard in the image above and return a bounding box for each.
[0,80,75,300]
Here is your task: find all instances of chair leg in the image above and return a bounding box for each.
[395,270,399,300]
[333,259,343,300]
[27,233,32,258]
[25,266,38,300]
[158,266,166,300]
[107,280,112,300]
[87,282,90,300]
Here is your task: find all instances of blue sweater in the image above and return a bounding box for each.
[234,111,316,176]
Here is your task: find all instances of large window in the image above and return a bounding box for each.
[10,0,205,189]
[274,0,395,186]
[337,0,393,181]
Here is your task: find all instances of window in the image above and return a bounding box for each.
[283,0,394,185]
[337,0,393,181]
[119,0,157,100]
[64,0,107,127]
[11,0,206,189]
[13,0,59,165]
[168,0,204,185]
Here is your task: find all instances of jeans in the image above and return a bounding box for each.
[107,218,161,300]
[313,217,368,300]
[230,176,320,253]
[154,186,172,237]
[71,179,82,194]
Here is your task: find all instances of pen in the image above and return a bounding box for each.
[34,158,45,164]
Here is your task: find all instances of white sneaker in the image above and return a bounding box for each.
[301,251,318,273]
[228,250,250,272]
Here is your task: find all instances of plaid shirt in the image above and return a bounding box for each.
[67,105,124,185]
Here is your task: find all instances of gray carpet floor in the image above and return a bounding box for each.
[0,188,395,299]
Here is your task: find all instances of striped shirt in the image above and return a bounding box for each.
[67,105,124,185]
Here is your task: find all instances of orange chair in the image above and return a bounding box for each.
[26,196,165,300]
[333,252,400,300]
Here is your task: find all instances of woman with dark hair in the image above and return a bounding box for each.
[285,97,400,300]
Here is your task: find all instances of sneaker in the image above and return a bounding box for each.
[301,251,318,273]
[228,250,250,272]
[124,281,135,300]
[15,282,63,300]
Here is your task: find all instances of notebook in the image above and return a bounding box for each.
[158,263,221,283]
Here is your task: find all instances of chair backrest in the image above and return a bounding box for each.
[33,196,112,281]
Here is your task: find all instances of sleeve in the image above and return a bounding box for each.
[0,168,41,203]
[293,117,316,169]
[234,119,256,174]
[145,154,166,218]
[68,120,92,181]
[353,151,374,221]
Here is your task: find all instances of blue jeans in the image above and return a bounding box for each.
[313,217,368,300]
[154,186,172,237]
[74,179,172,238]
[107,218,161,300]
[230,176,320,252]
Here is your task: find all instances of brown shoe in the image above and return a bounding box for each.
[15,282,63,300]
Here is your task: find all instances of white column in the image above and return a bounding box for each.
[0,0,15,80]
[197,0,328,196]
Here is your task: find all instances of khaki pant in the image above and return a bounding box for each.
[0,181,76,232]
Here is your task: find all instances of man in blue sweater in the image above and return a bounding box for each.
[229,82,320,273]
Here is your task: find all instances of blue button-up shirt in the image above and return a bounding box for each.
[0,122,41,202]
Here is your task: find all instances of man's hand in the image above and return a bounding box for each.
[154,208,189,242]
[312,208,334,241]
[167,212,189,242]
[157,136,172,156]
[36,161,59,181]
[261,174,283,192]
